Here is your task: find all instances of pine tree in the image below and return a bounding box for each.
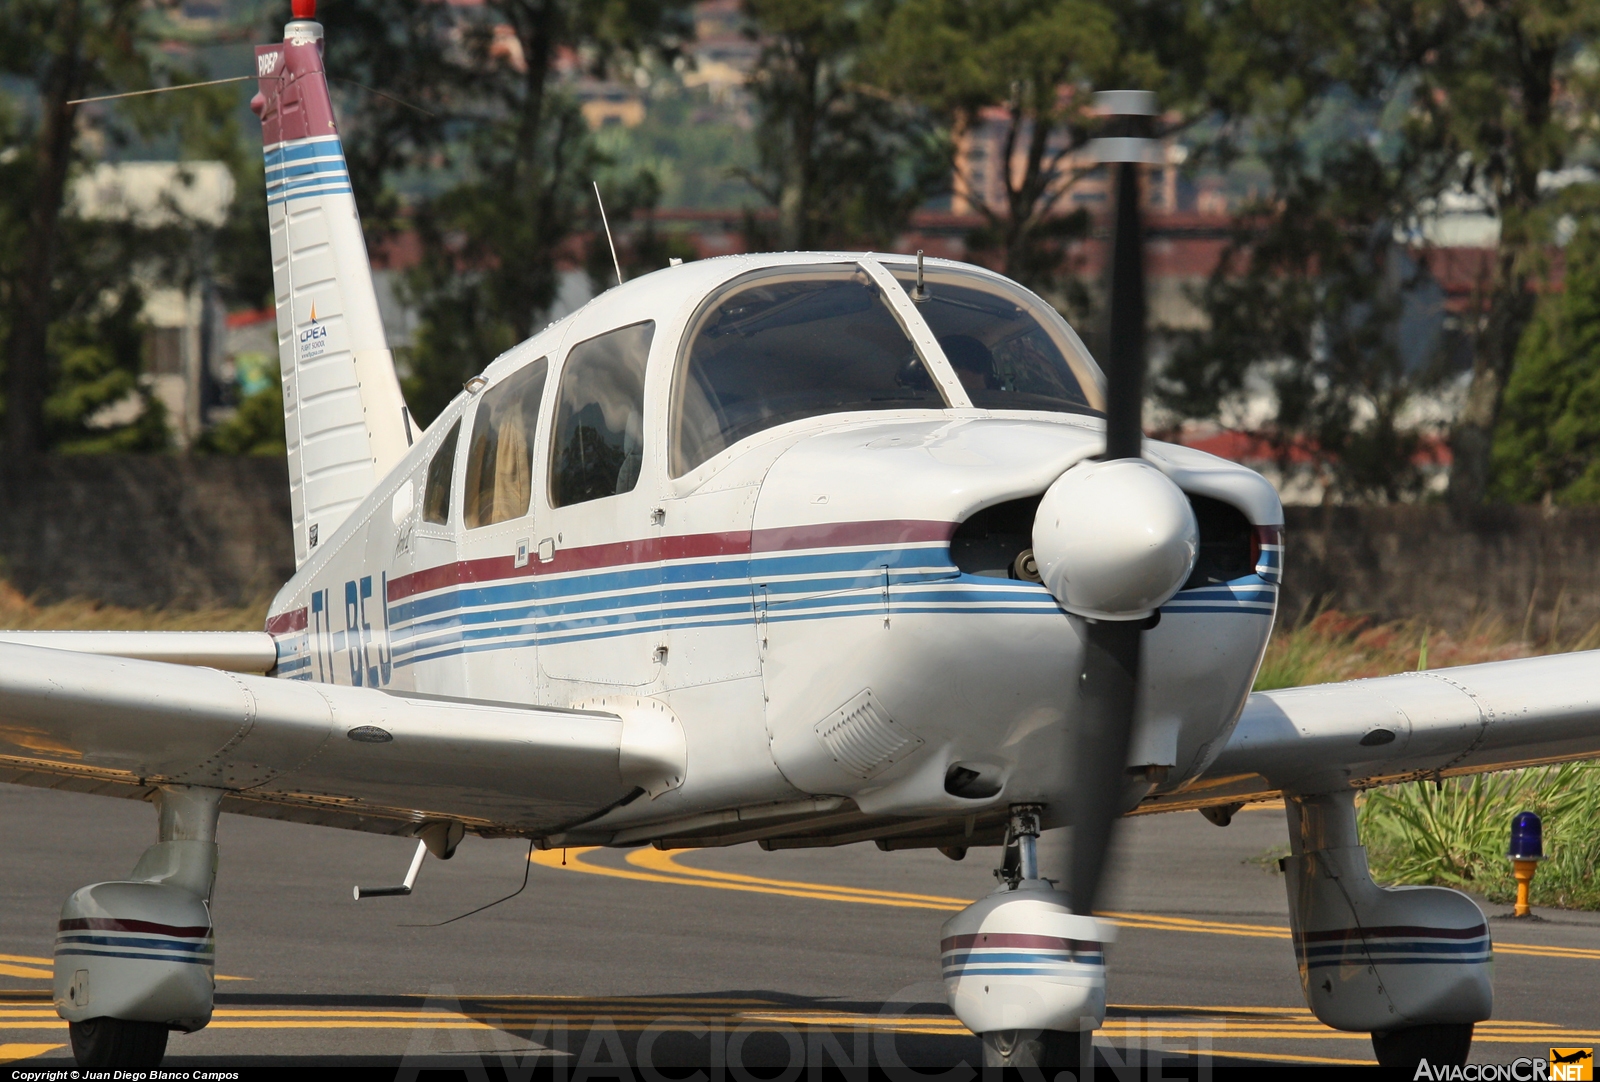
[1491,211,1600,504]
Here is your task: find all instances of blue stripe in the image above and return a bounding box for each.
[55,948,212,966]
[1303,940,1490,957]
[267,183,352,207]
[943,951,1075,963]
[1305,955,1490,969]
[262,137,343,168]
[265,158,349,184]
[291,546,1277,675]
[57,935,211,953]
[269,168,351,193]
[942,965,1099,976]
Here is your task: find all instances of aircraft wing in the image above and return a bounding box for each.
[0,640,681,838]
[0,631,278,673]
[1144,651,1600,813]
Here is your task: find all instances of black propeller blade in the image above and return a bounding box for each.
[1067,93,1156,917]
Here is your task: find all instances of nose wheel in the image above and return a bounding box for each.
[68,1018,169,1070]
[983,1027,1086,1077]
[974,806,1094,1077]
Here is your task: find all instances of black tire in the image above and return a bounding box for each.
[69,1017,169,1070]
[982,1028,1087,1080]
[1372,1023,1474,1078]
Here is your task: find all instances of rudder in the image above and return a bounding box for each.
[252,6,412,568]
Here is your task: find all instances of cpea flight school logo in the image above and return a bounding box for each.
[298,300,328,361]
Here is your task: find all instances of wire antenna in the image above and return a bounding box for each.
[593,181,624,288]
[68,75,256,106]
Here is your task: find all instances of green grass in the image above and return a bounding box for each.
[1358,765,1600,910]
[1256,609,1600,909]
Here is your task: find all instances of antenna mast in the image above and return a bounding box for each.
[593,181,624,287]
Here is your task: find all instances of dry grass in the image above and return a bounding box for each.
[1254,608,1600,691]
[0,581,269,632]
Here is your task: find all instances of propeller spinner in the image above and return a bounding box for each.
[1033,92,1197,915]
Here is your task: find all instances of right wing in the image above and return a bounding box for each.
[0,641,683,837]
[1144,650,1600,813]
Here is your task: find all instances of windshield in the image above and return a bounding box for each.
[670,264,947,476]
[888,265,1104,415]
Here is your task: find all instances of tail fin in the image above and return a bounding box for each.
[252,6,413,568]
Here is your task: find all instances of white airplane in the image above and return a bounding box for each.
[3,3,1596,1075]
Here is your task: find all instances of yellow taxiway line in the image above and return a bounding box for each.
[527,846,1600,963]
[2,839,1592,1065]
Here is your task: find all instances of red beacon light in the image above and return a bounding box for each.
[291,0,316,19]
[1508,809,1543,918]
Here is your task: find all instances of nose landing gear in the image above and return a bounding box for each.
[942,804,1112,1078]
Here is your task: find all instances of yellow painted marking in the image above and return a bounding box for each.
[0,966,50,980]
[1203,1048,1375,1066]
[0,1043,64,1064]
[0,949,248,982]
[541,847,1600,963]
[533,848,959,910]
[628,849,971,907]
[1099,911,1291,939]
[1498,942,1600,961]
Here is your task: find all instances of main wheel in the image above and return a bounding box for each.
[1372,1023,1473,1078]
[982,1028,1086,1080]
[69,1017,169,1070]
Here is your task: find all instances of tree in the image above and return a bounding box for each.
[1195,0,1600,504]
[738,0,947,252]
[1157,143,1449,501]
[337,0,692,425]
[869,0,1155,302]
[1401,0,1600,505]
[0,0,151,462]
[1490,203,1600,504]
[0,0,256,457]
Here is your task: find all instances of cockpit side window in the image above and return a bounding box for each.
[421,419,461,525]
[670,264,948,477]
[888,266,1104,416]
[464,358,548,528]
[550,321,654,508]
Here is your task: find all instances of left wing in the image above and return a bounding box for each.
[0,631,276,673]
[1143,650,1600,812]
[0,640,683,837]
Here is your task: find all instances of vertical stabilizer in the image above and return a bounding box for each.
[252,3,413,568]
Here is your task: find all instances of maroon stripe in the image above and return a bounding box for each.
[1254,525,1284,544]
[1300,923,1488,943]
[386,520,956,602]
[266,607,308,635]
[750,519,954,553]
[940,933,1100,952]
[59,917,211,939]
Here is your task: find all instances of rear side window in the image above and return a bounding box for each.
[464,358,548,528]
[550,322,653,507]
[670,264,946,476]
[421,419,461,525]
[889,265,1103,415]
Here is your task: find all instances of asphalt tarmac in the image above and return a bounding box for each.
[2,783,1597,1081]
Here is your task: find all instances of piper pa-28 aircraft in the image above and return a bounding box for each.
[4,2,1598,1075]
